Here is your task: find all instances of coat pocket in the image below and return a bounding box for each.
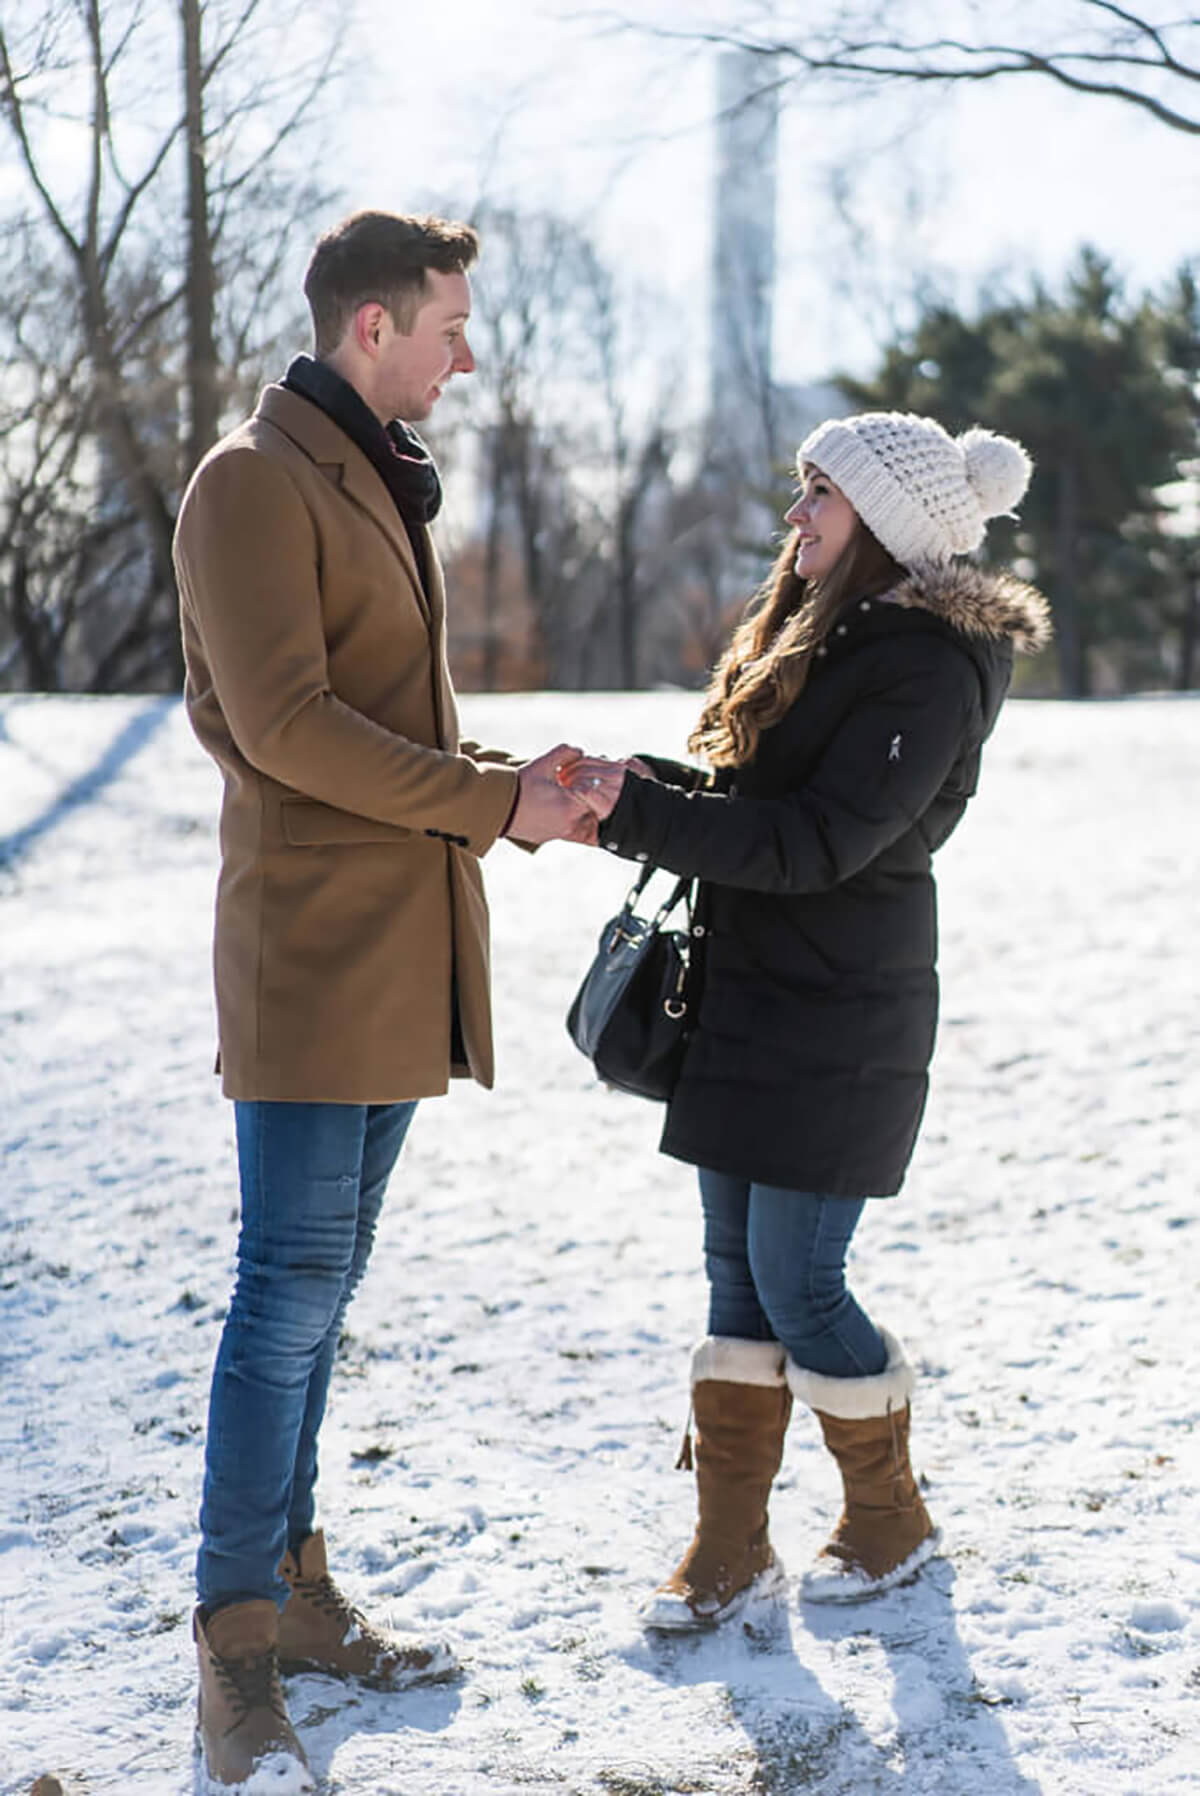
[280,798,413,847]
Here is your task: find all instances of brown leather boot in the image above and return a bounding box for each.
[641,1337,792,1631]
[788,1328,941,1603]
[194,1600,310,1788]
[278,1530,458,1689]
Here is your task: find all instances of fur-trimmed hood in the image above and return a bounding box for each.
[890,561,1052,656]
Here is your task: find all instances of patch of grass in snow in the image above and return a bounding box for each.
[596,1774,712,1796]
[350,1441,394,1463]
[950,1676,1016,1711]
[747,1713,854,1794]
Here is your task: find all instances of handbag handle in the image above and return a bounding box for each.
[623,862,693,929]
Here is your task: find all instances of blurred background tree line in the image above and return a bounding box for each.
[2,1,1197,699]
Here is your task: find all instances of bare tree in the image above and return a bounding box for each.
[613,2,1199,135]
[447,204,612,689]
[578,254,676,688]
[0,0,337,691]
[0,220,155,689]
[439,201,689,691]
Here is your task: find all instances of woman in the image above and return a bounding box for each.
[567,410,1051,1629]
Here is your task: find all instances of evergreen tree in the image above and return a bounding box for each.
[1149,264,1200,688]
[840,253,1196,694]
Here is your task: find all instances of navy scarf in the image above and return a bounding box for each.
[281,354,441,591]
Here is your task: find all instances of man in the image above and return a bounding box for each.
[173,209,588,1786]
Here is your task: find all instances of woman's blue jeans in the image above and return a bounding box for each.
[197,1100,416,1612]
[699,1167,887,1378]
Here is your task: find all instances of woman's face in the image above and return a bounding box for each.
[784,466,858,582]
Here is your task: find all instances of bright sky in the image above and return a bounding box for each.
[342,1,1198,396]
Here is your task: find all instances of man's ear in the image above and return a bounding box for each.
[354,301,388,357]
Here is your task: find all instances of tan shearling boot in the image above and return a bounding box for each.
[278,1529,458,1689]
[641,1337,792,1631]
[788,1328,941,1603]
[194,1600,310,1788]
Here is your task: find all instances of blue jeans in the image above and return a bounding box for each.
[197,1100,416,1611]
[699,1167,887,1378]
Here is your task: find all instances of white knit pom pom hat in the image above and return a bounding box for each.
[797,411,1032,567]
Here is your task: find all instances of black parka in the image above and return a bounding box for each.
[597,563,1051,1198]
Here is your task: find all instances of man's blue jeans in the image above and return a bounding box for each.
[197,1100,416,1612]
[699,1167,888,1378]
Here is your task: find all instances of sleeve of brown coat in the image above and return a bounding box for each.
[174,445,518,857]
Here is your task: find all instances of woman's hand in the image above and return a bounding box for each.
[556,755,650,822]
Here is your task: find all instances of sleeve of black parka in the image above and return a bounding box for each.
[598,639,984,893]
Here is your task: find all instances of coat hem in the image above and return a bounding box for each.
[657,1130,904,1200]
[219,1074,455,1103]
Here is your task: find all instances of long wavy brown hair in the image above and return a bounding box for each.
[689,521,905,768]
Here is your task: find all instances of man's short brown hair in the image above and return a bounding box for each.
[304,210,479,357]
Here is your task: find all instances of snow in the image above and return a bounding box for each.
[1,689,1198,1796]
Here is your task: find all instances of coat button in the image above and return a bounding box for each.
[836,623,848,635]
[815,645,827,657]
[692,924,706,938]
[860,599,871,610]
[605,843,619,853]
[635,852,649,862]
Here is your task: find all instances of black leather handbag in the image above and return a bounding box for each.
[566,864,695,1100]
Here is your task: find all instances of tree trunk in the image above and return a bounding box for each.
[9,549,60,690]
[82,276,182,684]
[511,419,558,683]
[1178,564,1199,690]
[615,488,639,689]
[181,0,219,479]
[1053,460,1087,697]
[481,428,504,693]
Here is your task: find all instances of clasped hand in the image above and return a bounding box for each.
[504,745,651,846]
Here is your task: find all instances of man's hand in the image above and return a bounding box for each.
[504,743,597,845]
[558,755,648,823]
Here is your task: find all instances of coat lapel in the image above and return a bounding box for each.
[422,533,459,751]
[256,386,431,627]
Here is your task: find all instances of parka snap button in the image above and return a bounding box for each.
[692,924,706,938]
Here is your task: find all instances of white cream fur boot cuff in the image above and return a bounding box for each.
[785,1328,914,1418]
[691,1336,787,1388]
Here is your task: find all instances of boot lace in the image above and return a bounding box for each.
[295,1572,371,1641]
[212,1646,289,1733]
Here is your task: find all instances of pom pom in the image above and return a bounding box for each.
[960,428,1032,517]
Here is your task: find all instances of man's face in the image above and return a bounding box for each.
[374,269,476,422]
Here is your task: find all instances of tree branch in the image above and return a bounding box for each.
[0,25,83,260]
[604,10,1200,134]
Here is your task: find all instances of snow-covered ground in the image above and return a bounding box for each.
[1,689,1197,1796]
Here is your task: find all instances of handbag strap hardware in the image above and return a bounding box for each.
[663,950,689,1020]
[625,862,693,921]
